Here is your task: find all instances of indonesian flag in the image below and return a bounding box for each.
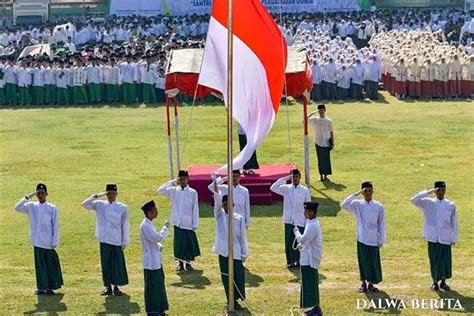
[198,0,287,173]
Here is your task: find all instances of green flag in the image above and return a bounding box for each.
[162,0,172,16]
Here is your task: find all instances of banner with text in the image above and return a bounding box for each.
[110,0,360,16]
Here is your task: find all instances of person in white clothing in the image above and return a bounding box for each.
[140,200,170,315]
[341,181,386,293]
[81,184,130,296]
[308,104,334,182]
[294,202,323,316]
[208,170,250,229]
[410,181,458,291]
[14,183,63,295]
[212,189,248,311]
[270,169,311,268]
[157,170,201,272]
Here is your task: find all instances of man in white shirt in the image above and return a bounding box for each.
[157,170,201,272]
[208,170,251,229]
[15,183,63,295]
[270,169,311,268]
[64,37,76,54]
[0,56,6,105]
[410,181,458,291]
[294,202,323,316]
[81,184,130,296]
[341,181,386,293]
[308,104,334,182]
[85,57,102,103]
[140,200,170,315]
[212,190,248,311]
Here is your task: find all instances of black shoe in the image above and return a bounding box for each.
[430,282,439,291]
[185,263,194,272]
[101,287,112,295]
[46,289,56,295]
[306,306,323,315]
[113,286,124,296]
[294,262,300,267]
[358,283,368,293]
[176,262,184,272]
[35,289,47,295]
[368,283,379,292]
[440,282,451,291]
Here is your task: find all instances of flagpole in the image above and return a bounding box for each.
[226,0,235,313]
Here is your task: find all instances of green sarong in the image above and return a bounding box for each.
[88,83,102,102]
[239,133,259,170]
[357,241,382,284]
[173,226,201,262]
[18,86,30,105]
[5,83,17,104]
[34,246,63,291]
[33,86,44,105]
[0,87,6,104]
[45,85,56,105]
[315,144,332,176]
[285,224,304,265]
[106,84,120,102]
[73,86,89,104]
[428,242,452,282]
[99,243,129,286]
[144,269,169,314]
[300,266,320,308]
[56,88,69,105]
[143,83,156,103]
[122,83,136,103]
[219,255,246,302]
[137,83,144,103]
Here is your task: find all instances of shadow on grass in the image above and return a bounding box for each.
[96,294,140,315]
[363,290,402,314]
[24,293,67,315]
[321,179,347,192]
[216,306,252,316]
[310,187,341,217]
[170,269,211,289]
[245,267,264,288]
[436,289,474,313]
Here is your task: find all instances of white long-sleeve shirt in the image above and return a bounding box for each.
[81,196,130,246]
[340,194,386,246]
[120,63,138,83]
[85,65,101,84]
[270,177,311,227]
[212,191,249,260]
[156,180,200,230]
[208,180,250,229]
[295,218,322,269]
[140,218,169,270]
[410,190,458,245]
[308,116,334,147]
[15,197,59,249]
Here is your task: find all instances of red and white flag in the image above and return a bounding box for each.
[198,0,287,173]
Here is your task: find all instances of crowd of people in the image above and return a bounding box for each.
[0,8,473,106]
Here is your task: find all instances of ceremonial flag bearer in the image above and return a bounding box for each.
[15,183,64,295]
[81,184,130,296]
[212,188,249,311]
[157,170,201,272]
[294,202,323,316]
[270,169,311,267]
[140,200,170,316]
[341,181,386,293]
[410,181,458,291]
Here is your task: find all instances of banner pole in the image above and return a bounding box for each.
[165,94,174,180]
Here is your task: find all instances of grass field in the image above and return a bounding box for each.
[0,92,473,315]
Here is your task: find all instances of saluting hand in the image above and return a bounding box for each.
[26,191,37,199]
[164,220,170,228]
[94,192,107,198]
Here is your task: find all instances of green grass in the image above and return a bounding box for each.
[0,92,473,315]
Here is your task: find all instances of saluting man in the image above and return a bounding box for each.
[208,170,251,229]
[15,183,64,295]
[294,202,323,316]
[81,184,130,296]
[212,186,249,311]
[341,181,386,293]
[157,170,201,272]
[410,181,458,291]
[270,169,311,268]
[140,200,170,316]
